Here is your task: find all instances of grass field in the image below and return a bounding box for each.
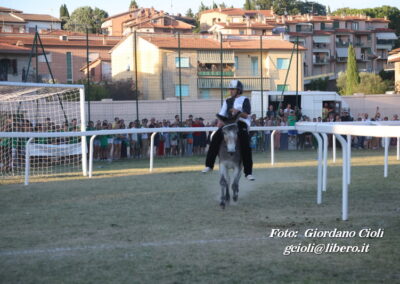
[1,150,400,283]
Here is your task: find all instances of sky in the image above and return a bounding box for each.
[2,0,399,18]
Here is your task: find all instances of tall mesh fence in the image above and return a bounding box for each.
[0,84,84,179]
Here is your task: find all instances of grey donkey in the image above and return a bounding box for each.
[216,113,242,209]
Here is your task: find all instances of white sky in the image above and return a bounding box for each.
[2,0,399,18]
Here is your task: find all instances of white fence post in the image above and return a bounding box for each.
[312,133,323,205]
[271,130,276,165]
[24,138,34,186]
[89,135,97,178]
[149,132,157,172]
[334,134,349,221]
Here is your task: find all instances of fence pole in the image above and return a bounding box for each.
[178,32,182,124]
[86,27,91,123]
[260,35,264,118]
[134,30,139,122]
[220,32,223,106]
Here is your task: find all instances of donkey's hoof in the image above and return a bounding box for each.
[233,195,238,202]
[219,202,225,209]
[225,195,230,202]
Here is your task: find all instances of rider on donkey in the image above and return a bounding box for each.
[202,79,255,181]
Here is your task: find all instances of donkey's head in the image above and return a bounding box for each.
[217,112,240,153]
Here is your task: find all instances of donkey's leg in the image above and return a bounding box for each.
[232,165,242,202]
[219,164,229,209]
[225,169,231,203]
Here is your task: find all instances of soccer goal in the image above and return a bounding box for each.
[0,82,87,182]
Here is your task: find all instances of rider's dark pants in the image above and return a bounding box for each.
[205,121,253,176]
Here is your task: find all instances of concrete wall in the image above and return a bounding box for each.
[342,94,400,119]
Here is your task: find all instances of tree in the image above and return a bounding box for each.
[255,0,326,16]
[59,4,70,29]
[64,6,109,34]
[344,45,360,95]
[244,0,255,10]
[327,6,331,15]
[129,0,138,10]
[185,8,194,18]
[198,2,209,12]
[337,71,390,95]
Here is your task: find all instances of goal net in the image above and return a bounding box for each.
[0,82,86,181]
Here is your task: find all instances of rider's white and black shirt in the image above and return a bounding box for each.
[218,96,251,127]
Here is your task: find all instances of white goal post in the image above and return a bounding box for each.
[0,81,87,180]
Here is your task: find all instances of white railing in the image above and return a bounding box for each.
[2,121,400,221]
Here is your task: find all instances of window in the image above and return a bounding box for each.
[175,85,189,97]
[333,21,339,29]
[234,56,239,70]
[66,52,73,83]
[239,29,245,35]
[38,53,52,63]
[200,89,210,99]
[90,68,95,76]
[251,57,258,76]
[277,84,289,91]
[175,57,190,68]
[352,22,359,30]
[277,58,289,70]
[321,22,325,30]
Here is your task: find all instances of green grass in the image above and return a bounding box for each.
[1,150,400,283]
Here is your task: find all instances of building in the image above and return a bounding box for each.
[199,8,275,34]
[388,48,400,93]
[101,8,194,36]
[0,42,37,81]
[0,32,120,83]
[110,33,304,100]
[80,56,111,82]
[200,9,398,82]
[0,6,61,33]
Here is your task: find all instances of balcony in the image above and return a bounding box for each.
[376,44,393,50]
[313,58,329,64]
[198,71,234,76]
[198,77,270,91]
[384,63,395,71]
[336,41,352,48]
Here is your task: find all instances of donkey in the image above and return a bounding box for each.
[217,113,242,209]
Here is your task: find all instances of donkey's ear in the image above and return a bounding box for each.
[216,114,227,122]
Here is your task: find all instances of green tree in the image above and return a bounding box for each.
[185,8,194,18]
[59,4,70,29]
[327,6,331,15]
[198,2,209,12]
[64,6,109,34]
[244,0,255,10]
[344,45,360,95]
[295,1,326,15]
[129,0,138,9]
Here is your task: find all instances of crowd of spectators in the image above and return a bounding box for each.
[1,104,399,170]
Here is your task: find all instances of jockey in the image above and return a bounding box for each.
[202,79,255,181]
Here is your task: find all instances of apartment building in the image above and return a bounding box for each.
[101,8,194,36]
[388,48,400,93]
[0,6,61,33]
[111,33,304,100]
[0,32,120,83]
[200,9,398,81]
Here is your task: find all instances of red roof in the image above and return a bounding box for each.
[0,42,41,54]
[0,35,119,48]
[17,13,61,23]
[140,36,306,51]
[201,8,273,17]
[0,13,25,23]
